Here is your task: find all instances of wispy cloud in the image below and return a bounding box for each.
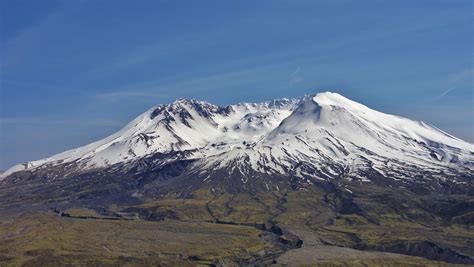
[92,54,326,101]
[85,8,472,81]
[1,3,80,72]
[2,80,84,94]
[435,87,457,100]
[91,12,474,100]
[433,68,473,100]
[449,68,474,83]
[0,118,122,127]
[289,66,304,86]
[95,91,172,99]
[85,20,232,79]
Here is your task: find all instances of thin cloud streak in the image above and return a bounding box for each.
[95,91,173,99]
[2,80,85,94]
[85,11,472,81]
[1,3,80,72]
[0,118,123,127]
[289,66,304,86]
[432,68,473,101]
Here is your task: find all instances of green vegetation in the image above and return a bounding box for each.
[0,212,273,266]
[1,183,473,266]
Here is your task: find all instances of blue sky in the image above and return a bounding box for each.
[0,0,473,169]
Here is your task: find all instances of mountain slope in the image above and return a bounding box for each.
[2,92,473,190]
[1,97,299,177]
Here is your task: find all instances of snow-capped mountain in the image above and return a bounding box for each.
[2,92,473,192]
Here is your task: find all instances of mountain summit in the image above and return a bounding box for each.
[2,92,473,192]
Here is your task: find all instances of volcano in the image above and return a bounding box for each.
[1,92,473,265]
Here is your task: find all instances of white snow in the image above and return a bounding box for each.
[1,92,473,182]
